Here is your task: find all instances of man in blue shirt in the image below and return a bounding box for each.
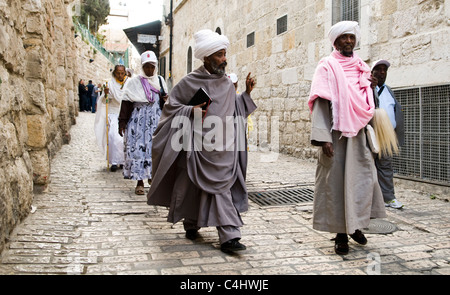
[372,60,405,209]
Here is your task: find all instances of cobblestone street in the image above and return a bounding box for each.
[0,112,449,277]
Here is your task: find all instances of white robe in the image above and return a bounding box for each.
[94,77,130,165]
[311,98,386,234]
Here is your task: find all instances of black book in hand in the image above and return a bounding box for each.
[188,88,212,111]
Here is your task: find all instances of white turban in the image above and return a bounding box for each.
[194,29,230,61]
[328,21,360,47]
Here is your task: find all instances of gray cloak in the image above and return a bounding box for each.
[147,66,257,229]
[311,98,387,234]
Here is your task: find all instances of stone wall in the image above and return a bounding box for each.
[160,0,450,158]
[0,0,113,252]
[75,35,115,88]
[0,0,74,252]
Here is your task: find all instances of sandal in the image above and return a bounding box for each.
[135,185,145,195]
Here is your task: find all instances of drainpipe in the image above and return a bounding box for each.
[169,0,173,84]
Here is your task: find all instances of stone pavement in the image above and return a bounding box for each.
[0,112,449,276]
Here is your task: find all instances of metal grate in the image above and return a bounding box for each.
[362,219,397,234]
[393,84,450,184]
[187,47,192,74]
[341,0,360,22]
[277,15,288,35]
[332,0,360,24]
[248,188,314,207]
[247,32,255,48]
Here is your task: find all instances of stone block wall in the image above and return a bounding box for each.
[75,35,115,88]
[160,0,450,159]
[161,0,332,159]
[0,0,77,252]
[0,0,113,253]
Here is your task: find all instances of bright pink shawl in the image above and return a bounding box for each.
[308,50,375,138]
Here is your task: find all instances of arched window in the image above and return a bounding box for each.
[215,27,222,35]
[187,46,193,74]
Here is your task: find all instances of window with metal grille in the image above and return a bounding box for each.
[277,15,288,35]
[187,46,192,74]
[332,0,360,24]
[247,32,255,48]
[393,84,450,185]
[159,56,166,79]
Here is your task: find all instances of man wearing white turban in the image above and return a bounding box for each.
[308,21,386,255]
[328,21,361,51]
[147,29,257,254]
[194,29,230,62]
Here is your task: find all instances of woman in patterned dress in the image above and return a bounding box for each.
[119,51,168,195]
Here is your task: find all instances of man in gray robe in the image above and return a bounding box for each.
[372,59,405,209]
[308,21,386,255]
[147,29,257,253]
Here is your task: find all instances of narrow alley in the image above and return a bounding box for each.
[0,112,449,277]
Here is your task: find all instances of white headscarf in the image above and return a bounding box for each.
[194,29,230,61]
[121,51,168,103]
[328,21,360,47]
[126,68,134,77]
[140,50,160,89]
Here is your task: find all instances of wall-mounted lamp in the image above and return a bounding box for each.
[164,13,173,26]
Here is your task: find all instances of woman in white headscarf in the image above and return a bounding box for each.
[119,51,169,195]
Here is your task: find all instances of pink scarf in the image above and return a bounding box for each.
[308,50,375,138]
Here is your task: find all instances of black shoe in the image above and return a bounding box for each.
[220,238,246,253]
[350,229,367,245]
[110,165,118,172]
[185,229,198,240]
[332,233,349,255]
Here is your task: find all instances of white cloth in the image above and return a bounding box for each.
[122,74,168,103]
[106,113,124,165]
[122,51,168,103]
[194,29,230,61]
[94,77,129,163]
[328,21,360,46]
[377,85,397,129]
[126,68,134,77]
[228,73,238,83]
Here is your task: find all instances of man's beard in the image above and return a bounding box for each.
[210,60,227,76]
[339,45,354,57]
[340,49,353,57]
